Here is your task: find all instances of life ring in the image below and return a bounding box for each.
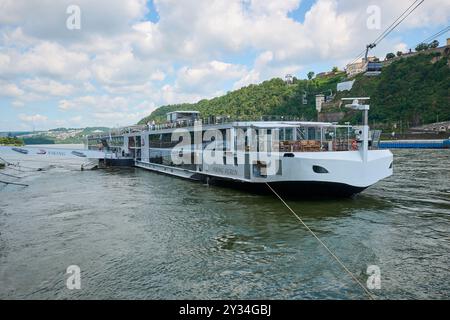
[351,140,358,150]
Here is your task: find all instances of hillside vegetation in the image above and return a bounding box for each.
[139,73,347,124]
[0,137,24,146]
[343,52,450,127]
[139,51,450,129]
[17,127,110,145]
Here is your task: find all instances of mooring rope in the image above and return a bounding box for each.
[0,165,36,172]
[0,180,28,187]
[1,157,88,167]
[0,156,40,171]
[0,171,22,179]
[265,182,375,300]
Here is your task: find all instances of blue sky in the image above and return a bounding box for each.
[0,0,449,131]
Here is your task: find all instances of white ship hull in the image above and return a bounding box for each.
[85,108,394,198]
[134,149,393,197]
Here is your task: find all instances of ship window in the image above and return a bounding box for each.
[284,153,295,158]
[285,128,293,140]
[313,165,329,174]
[389,162,393,169]
[308,127,317,140]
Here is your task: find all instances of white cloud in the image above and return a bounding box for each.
[135,100,157,112]
[58,95,129,111]
[0,0,148,41]
[249,0,300,16]
[160,84,207,105]
[18,113,48,123]
[394,42,409,54]
[233,51,303,89]
[176,60,246,93]
[11,100,25,108]
[0,42,90,80]
[0,82,24,98]
[92,111,148,123]
[22,78,75,96]
[150,70,166,81]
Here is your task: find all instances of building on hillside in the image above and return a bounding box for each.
[316,71,333,78]
[410,121,450,133]
[166,111,200,123]
[345,61,366,78]
[345,56,379,77]
[284,74,293,84]
[315,94,325,112]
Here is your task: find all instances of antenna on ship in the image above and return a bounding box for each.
[342,97,370,163]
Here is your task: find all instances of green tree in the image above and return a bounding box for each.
[429,40,439,48]
[396,51,403,57]
[0,137,24,146]
[416,43,429,52]
[332,66,339,73]
[307,71,315,80]
[386,52,395,60]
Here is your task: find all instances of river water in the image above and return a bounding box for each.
[0,149,449,299]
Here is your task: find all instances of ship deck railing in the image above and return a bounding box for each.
[146,116,351,132]
[86,116,357,140]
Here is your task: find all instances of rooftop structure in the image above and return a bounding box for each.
[166,111,200,123]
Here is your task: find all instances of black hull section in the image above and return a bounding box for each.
[104,159,135,167]
[205,177,367,198]
[137,165,367,198]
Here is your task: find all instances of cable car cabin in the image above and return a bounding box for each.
[365,62,382,76]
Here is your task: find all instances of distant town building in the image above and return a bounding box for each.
[345,61,366,78]
[315,94,325,112]
[315,71,335,78]
[410,121,450,133]
[345,56,378,78]
[284,74,293,84]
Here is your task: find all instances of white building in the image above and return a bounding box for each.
[315,94,325,112]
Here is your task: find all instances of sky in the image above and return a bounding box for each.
[0,0,449,131]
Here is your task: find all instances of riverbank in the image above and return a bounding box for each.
[0,137,24,146]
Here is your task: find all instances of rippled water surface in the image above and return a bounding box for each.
[0,149,449,299]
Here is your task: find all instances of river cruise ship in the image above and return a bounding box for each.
[86,100,393,197]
